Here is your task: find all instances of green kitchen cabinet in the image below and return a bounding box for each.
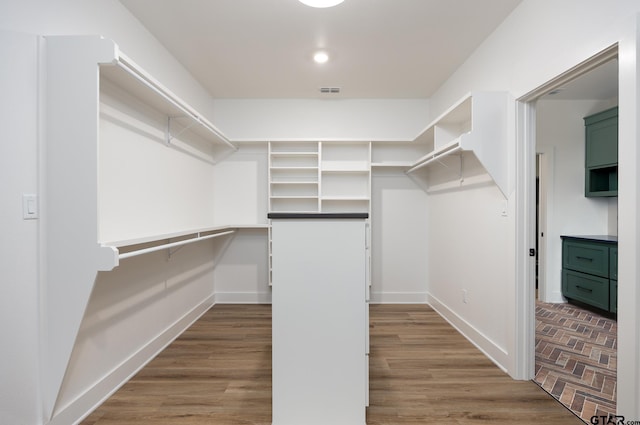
[609,246,618,313]
[561,235,618,313]
[584,107,618,197]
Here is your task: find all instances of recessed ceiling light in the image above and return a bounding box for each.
[298,0,345,8]
[313,51,329,64]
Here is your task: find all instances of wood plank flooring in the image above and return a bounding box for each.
[82,304,582,425]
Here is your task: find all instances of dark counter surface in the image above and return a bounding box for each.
[560,235,618,244]
[268,212,369,219]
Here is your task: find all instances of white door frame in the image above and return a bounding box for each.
[535,148,558,303]
[513,45,619,381]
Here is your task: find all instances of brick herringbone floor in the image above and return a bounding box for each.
[535,301,617,423]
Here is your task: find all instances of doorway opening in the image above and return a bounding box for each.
[520,46,619,421]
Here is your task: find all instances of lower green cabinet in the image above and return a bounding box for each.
[610,280,618,314]
[562,269,609,311]
[561,235,617,313]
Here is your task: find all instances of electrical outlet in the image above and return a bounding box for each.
[462,289,468,304]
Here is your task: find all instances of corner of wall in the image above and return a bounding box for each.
[427,293,509,373]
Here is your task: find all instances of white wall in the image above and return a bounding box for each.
[98,83,218,243]
[0,30,41,425]
[425,154,511,367]
[212,98,430,142]
[536,99,617,303]
[214,229,271,303]
[370,171,429,303]
[213,144,271,303]
[212,143,269,227]
[424,0,640,416]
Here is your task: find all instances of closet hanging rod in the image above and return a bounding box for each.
[118,230,236,260]
[114,57,237,152]
[406,145,463,174]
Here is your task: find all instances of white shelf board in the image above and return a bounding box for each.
[271,151,319,156]
[371,161,413,168]
[271,166,319,170]
[100,58,236,153]
[271,195,318,199]
[321,168,369,174]
[413,92,473,141]
[321,196,370,201]
[271,181,318,185]
[101,224,268,248]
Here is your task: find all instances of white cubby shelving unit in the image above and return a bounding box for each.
[320,141,371,213]
[405,91,511,197]
[43,35,242,419]
[268,142,320,213]
[268,141,372,214]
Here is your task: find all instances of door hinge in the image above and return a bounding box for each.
[529,248,536,257]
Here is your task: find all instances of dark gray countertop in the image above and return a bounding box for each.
[560,235,618,244]
[268,212,369,219]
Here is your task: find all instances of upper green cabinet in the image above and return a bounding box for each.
[584,106,618,197]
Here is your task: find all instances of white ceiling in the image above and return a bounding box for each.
[541,58,618,101]
[119,0,523,99]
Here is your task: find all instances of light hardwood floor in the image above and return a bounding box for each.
[82,304,582,425]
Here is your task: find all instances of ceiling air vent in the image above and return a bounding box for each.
[319,87,341,94]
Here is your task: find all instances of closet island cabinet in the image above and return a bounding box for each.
[270,214,369,425]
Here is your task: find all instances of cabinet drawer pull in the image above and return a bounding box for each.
[576,256,594,262]
[576,285,593,293]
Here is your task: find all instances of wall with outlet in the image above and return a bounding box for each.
[426,158,511,367]
[0,31,41,425]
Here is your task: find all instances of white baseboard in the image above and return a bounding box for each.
[541,290,565,304]
[427,293,508,373]
[214,291,272,304]
[214,291,426,305]
[369,291,428,304]
[49,295,215,425]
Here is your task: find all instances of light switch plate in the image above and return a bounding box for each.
[23,194,39,219]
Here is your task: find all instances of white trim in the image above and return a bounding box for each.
[368,292,428,304]
[512,99,537,380]
[616,18,640,417]
[214,292,273,304]
[515,44,621,382]
[49,295,215,425]
[536,150,551,303]
[427,294,508,373]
